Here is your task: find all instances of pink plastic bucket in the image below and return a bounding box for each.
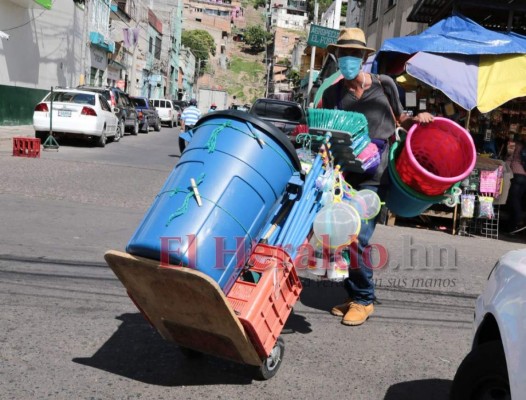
[395,117,476,196]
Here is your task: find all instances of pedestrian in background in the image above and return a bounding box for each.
[208,103,217,113]
[506,135,526,234]
[179,98,201,153]
[321,27,434,326]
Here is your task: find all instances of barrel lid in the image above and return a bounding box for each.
[195,110,301,171]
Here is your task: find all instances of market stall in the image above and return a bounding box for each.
[373,13,526,238]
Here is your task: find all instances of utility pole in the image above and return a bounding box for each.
[265,58,271,98]
[306,0,318,106]
[195,57,201,100]
[333,0,342,29]
[79,0,90,85]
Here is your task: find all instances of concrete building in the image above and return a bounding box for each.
[320,0,348,29]
[268,0,308,32]
[147,0,184,100]
[0,0,185,125]
[360,0,424,53]
[178,46,196,100]
[270,27,304,98]
[0,0,85,125]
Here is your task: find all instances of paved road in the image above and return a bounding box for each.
[0,127,523,400]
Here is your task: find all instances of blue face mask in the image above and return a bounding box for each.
[338,56,363,80]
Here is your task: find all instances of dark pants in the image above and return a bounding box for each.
[343,184,388,305]
[178,125,194,154]
[508,174,526,229]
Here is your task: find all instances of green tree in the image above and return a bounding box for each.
[287,69,301,90]
[253,0,266,9]
[244,25,272,52]
[181,29,216,64]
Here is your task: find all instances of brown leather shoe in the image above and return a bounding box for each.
[330,299,353,317]
[342,302,374,326]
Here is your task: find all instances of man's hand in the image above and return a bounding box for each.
[413,112,434,124]
[399,112,434,130]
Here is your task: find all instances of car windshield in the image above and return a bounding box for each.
[252,102,303,122]
[45,92,95,105]
[131,98,147,107]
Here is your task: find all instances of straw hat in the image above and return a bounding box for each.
[327,27,375,56]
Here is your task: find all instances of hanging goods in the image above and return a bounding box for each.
[306,109,379,174]
[460,194,476,218]
[345,189,382,220]
[313,202,361,248]
[126,111,301,293]
[306,235,349,281]
[477,196,495,219]
[395,117,476,196]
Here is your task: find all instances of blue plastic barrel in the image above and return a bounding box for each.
[126,110,301,293]
[386,141,446,218]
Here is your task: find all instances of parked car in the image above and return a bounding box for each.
[248,98,306,144]
[33,88,119,147]
[450,249,526,399]
[173,104,182,126]
[173,100,188,111]
[151,99,177,128]
[130,96,161,133]
[78,85,139,136]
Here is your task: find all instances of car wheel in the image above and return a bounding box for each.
[154,119,161,132]
[35,131,47,141]
[450,341,510,400]
[96,130,107,148]
[113,121,123,142]
[141,120,149,133]
[131,119,139,135]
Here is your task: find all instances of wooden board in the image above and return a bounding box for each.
[104,250,262,366]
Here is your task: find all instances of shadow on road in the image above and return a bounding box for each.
[73,313,255,386]
[298,277,347,313]
[384,379,452,400]
[282,308,313,334]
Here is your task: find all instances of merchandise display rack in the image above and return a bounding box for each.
[458,194,500,240]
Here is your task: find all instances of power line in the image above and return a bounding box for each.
[1,8,48,32]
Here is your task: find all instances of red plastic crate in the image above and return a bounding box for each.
[12,137,41,158]
[226,244,302,358]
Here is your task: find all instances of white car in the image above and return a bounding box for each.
[151,99,177,128]
[451,249,526,400]
[33,89,119,147]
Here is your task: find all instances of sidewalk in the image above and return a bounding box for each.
[0,125,35,151]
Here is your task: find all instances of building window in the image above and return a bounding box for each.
[149,37,153,53]
[155,37,161,59]
[387,0,396,7]
[282,36,289,44]
[371,0,379,21]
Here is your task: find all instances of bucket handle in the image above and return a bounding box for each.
[442,185,462,208]
[393,127,407,143]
